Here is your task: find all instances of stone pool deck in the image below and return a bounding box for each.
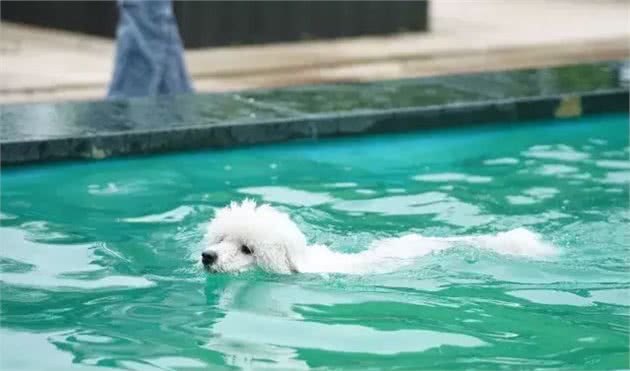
[1,61,628,165]
[1,0,629,104]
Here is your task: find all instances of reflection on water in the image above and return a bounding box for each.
[212,311,486,353]
[239,186,334,206]
[1,114,628,370]
[602,171,630,184]
[207,279,486,369]
[535,164,578,175]
[1,227,153,290]
[332,193,494,227]
[507,289,630,307]
[522,144,590,161]
[483,157,520,165]
[413,173,493,183]
[120,206,198,223]
[506,187,559,205]
[595,160,630,170]
[507,290,595,306]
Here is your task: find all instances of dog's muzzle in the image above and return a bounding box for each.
[201,251,218,266]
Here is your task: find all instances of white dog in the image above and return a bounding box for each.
[200,200,557,274]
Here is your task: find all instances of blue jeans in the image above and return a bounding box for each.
[107,0,193,99]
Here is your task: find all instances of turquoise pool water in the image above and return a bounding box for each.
[1,114,628,370]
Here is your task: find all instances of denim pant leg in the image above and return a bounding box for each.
[107,0,193,99]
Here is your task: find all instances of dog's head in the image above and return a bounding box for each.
[201,200,305,274]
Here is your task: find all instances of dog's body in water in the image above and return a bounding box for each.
[200,200,557,274]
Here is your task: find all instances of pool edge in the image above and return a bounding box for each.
[1,72,628,166]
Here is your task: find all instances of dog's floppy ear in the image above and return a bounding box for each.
[254,243,299,274]
[288,254,299,274]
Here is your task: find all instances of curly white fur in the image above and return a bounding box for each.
[200,200,557,274]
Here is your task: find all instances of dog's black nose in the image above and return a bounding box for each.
[201,251,217,266]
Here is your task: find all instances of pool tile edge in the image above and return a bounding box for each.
[1,88,628,166]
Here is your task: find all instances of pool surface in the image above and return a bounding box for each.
[1,114,628,370]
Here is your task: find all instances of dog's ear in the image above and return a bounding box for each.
[288,254,299,274]
[254,243,299,274]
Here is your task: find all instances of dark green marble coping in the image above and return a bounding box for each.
[1,61,628,165]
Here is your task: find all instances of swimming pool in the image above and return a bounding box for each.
[1,113,628,370]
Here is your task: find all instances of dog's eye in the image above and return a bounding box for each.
[240,245,252,255]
